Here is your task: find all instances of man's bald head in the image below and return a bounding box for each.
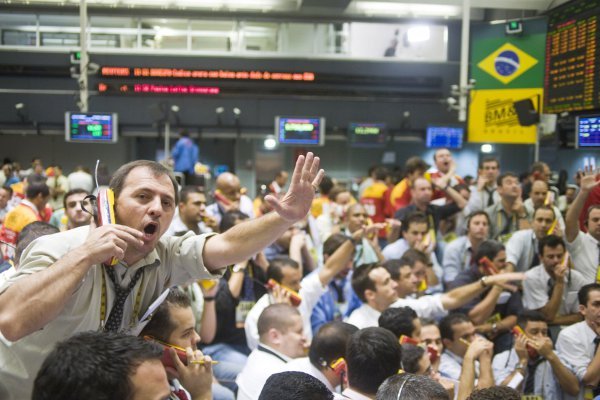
[258,304,300,339]
[216,172,242,202]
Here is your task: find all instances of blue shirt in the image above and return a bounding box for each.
[172,137,199,174]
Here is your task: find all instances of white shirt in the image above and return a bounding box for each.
[280,357,335,392]
[340,387,373,400]
[506,229,540,273]
[556,320,599,400]
[492,348,573,399]
[244,272,327,350]
[236,344,291,400]
[468,184,500,211]
[345,294,447,329]
[566,230,599,283]
[524,200,566,232]
[439,350,476,382]
[523,264,587,316]
[382,238,409,260]
[206,194,255,225]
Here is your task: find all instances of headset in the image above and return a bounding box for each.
[319,357,347,390]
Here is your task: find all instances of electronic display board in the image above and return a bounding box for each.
[426,125,464,149]
[275,117,325,146]
[544,0,600,113]
[65,112,118,143]
[348,123,387,147]
[576,114,600,147]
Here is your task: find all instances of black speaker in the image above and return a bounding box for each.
[513,98,539,126]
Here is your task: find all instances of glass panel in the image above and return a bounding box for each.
[190,19,235,52]
[90,33,121,48]
[0,13,37,28]
[139,18,187,49]
[90,16,137,29]
[242,22,278,52]
[41,32,79,46]
[2,30,36,46]
[282,23,313,54]
[349,22,447,61]
[39,15,79,28]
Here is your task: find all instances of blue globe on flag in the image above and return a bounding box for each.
[494,50,520,77]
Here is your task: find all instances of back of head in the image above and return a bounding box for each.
[309,321,358,369]
[319,175,334,196]
[399,344,425,374]
[220,210,249,232]
[378,307,418,339]
[26,181,49,199]
[15,222,59,265]
[323,233,350,258]
[33,331,162,400]
[257,303,300,340]
[140,288,191,341]
[467,386,520,400]
[258,372,333,400]
[346,327,402,395]
[404,157,429,176]
[473,240,504,266]
[376,373,449,400]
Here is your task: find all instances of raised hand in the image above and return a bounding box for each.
[264,152,325,222]
[579,166,600,193]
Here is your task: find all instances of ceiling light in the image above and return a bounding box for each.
[481,144,493,153]
[264,135,277,150]
[353,2,461,18]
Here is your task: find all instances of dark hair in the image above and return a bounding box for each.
[318,176,334,196]
[466,386,520,400]
[329,185,350,203]
[516,310,546,329]
[257,303,300,337]
[179,185,204,204]
[538,234,565,256]
[376,373,449,400]
[15,222,59,265]
[382,259,406,281]
[351,263,380,303]
[473,240,505,267]
[323,233,350,258]
[399,249,430,268]
[259,371,333,400]
[220,210,249,233]
[32,331,163,400]
[585,204,600,225]
[497,172,518,187]
[530,161,549,175]
[466,210,490,231]
[400,344,426,374]
[439,313,470,341]
[110,160,179,205]
[579,283,600,306]
[404,157,429,176]
[346,327,402,396]
[63,188,90,209]
[373,166,389,181]
[139,288,192,342]
[478,157,499,170]
[401,212,429,233]
[532,205,556,220]
[267,256,300,283]
[309,321,358,370]
[26,182,49,199]
[378,307,418,339]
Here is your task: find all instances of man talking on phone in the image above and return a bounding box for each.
[0,153,324,400]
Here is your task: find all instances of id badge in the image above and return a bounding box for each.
[236,300,255,328]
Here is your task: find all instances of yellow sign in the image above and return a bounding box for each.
[468,88,541,144]
[477,43,538,85]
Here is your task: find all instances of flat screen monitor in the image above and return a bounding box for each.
[576,114,600,148]
[65,112,118,143]
[426,125,464,149]
[275,116,325,146]
[348,122,387,147]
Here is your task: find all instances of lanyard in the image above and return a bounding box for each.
[257,345,288,363]
[497,209,517,236]
[100,265,145,331]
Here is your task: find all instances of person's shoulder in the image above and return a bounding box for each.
[524,264,543,277]
[558,320,586,339]
[445,235,467,250]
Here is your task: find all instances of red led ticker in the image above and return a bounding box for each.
[100,67,315,82]
[98,83,220,95]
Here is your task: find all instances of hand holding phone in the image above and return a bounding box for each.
[97,188,118,266]
[265,279,302,306]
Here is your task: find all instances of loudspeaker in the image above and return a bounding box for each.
[513,98,539,126]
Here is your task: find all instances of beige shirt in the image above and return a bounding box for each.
[0,226,222,400]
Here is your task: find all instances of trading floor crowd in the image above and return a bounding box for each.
[0,149,599,400]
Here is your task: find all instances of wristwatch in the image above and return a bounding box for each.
[491,322,498,334]
[480,276,489,288]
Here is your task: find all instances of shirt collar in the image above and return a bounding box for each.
[257,343,292,363]
[341,387,373,400]
[21,199,38,213]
